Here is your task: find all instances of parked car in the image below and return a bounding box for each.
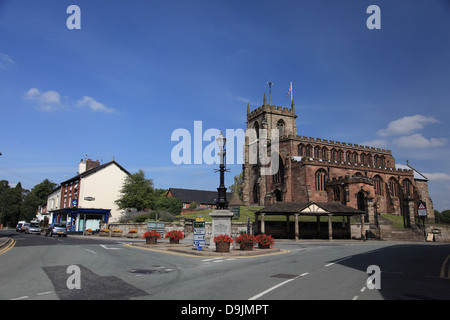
[26,222,41,234]
[20,223,30,233]
[45,223,67,237]
[16,221,25,232]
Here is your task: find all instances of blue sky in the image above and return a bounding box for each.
[1,0,450,211]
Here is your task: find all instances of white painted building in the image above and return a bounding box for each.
[47,159,130,232]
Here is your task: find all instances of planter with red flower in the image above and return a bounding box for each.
[256,234,275,249]
[143,230,161,245]
[213,234,234,252]
[127,229,139,238]
[165,230,184,244]
[235,233,257,251]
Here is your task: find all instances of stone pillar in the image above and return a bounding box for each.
[365,196,375,225]
[260,213,266,234]
[328,214,333,240]
[255,214,259,234]
[294,214,299,241]
[286,215,290,237]
[360,214,365,240]
[347,216,351,239]
[316,216,321,238]
[209,209,234,248]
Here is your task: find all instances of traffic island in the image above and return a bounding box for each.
[128,242,284,257]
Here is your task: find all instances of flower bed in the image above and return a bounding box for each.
[143,230,161,245]
[111,228,123,237]
[165,230,184,244]
[256,234,275,249]
[214,234,233,252]
[99,229,110,236]
[235,233,257,251]
[127,229,139,238]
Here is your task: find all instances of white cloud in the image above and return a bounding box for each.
[422,172,450,181]
[0,53,15,69]
[25,88,64,112]
[358,139,388,149]
[24,88,115,114]
[76,96,115,113]
[393,133,447,148]
[377,114,439,137]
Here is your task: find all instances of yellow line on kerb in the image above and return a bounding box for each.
[440,254,450,279]
[124,243,289,259]
[0,239,16,255]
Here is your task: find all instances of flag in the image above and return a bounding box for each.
[285,82,292,99]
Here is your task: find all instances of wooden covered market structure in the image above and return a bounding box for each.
[254,201,366,240]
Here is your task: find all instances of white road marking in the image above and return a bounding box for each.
[324,256,352,267]
[249,276,299,300]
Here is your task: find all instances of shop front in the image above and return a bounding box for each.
[49,208,111,233]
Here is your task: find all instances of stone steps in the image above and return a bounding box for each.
[379,222,425,241]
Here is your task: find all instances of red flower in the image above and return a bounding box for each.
[143,230,161,239]
[256,234,275,246]
[235,233,257,245]
[213,234,234,244]
[165,230,184,240]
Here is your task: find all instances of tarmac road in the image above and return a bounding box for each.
[1,230,449,302]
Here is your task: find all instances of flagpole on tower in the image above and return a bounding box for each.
[266,80,274,105]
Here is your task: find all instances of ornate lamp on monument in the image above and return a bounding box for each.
[215,131,229,209]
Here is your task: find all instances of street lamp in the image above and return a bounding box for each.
[215,131,229,209]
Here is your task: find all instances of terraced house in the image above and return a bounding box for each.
[242,94,434,228]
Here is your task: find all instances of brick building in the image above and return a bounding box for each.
[242,94,434,227]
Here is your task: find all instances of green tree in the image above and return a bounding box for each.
[154,196,183,215]
[229,171,244,200]
[115,170,156,211]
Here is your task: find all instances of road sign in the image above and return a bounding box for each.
[418,201,427,217]
[193,221,206,250]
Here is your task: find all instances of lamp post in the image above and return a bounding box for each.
[215,131,228,209]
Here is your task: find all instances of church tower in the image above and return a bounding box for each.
[242,94,298,205]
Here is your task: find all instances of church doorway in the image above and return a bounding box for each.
[357,191,366,212]
[274,189,282,202]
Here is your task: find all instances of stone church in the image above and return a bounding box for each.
[242,93,434,226]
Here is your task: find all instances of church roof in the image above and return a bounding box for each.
[168,188,233,205]
[255,201,365,216]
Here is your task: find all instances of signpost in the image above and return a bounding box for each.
[418,201,427,238]
[193,219,206,250]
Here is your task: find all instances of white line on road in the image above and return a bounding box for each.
[324,256,352,267]
[85,249,97,254]
[249,275,302,300]
[10,296,28,300]
[300,272,309,277]
[100,244,121,250]
[37,291,53,296]
[352,296,358,300]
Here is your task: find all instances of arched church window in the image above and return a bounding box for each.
[315,168,328,191]
[373,175,383,196]
[277,120,285,137]
[272,155,285,184]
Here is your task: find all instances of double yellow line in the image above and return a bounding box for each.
[0,238,16,255]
